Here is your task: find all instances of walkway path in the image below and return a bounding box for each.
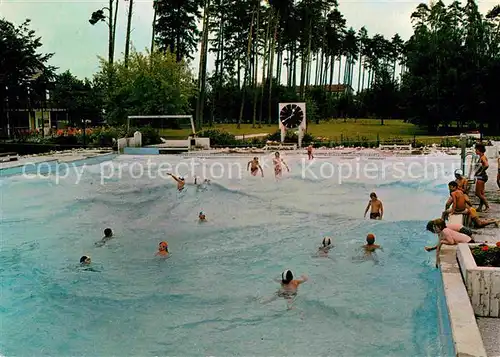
[234,133,269,140]
[469,157,500,357]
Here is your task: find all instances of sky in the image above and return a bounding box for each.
[0,0,496,82]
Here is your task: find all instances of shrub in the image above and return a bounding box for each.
[471,245,500,267]
[197,129,238,146]
[266,130,316,145]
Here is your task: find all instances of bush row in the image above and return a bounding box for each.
[197,128,466,148]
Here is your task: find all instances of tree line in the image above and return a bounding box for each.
[1,0,499,137]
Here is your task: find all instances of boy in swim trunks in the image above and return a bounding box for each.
[247,157,264,177]
[364,192,383,220]
[424,219,476,267]
[167,173,185,191]
[155,241,169,257]
[442,181,470,220]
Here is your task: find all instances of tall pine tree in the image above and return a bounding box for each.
[154,0,202,62]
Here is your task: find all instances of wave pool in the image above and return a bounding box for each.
[0,154,458,356]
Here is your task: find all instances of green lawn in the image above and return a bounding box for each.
[158,119,445,142]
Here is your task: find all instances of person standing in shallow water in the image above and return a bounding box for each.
[364,192,383,220]
[474,144,490,212]
[272,152,289,179]
[307,145,314,160]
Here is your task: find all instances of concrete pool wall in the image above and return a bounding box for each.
[439,245,488,357]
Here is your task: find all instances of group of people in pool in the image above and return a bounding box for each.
[268,233,382,309]
[424,143,499,267]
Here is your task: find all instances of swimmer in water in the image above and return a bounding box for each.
[247,157,264,177]
[80,255,91,265]
[155,241,169,257]
[364,192,383,220]
[307,145,314,160]
[199,211,207,222]
[272,152,289,178]
[317,236,333,257]
[363,233,382,253]
[277,270,308,309]
[167,173,185,191]
[95,228,113,246]
[79,255,99,271]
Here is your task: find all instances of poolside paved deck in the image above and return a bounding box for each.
[0,149,114,170]
[469,158,500,357]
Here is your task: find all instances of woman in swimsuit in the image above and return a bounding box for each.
[272,152,289,178]
[474,144,489,212]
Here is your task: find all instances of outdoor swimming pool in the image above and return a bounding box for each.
[1,154,457,356]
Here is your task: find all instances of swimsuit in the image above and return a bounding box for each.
[273,159,282,176]
[251,167,258,176]
[459,227,473,237]
[370,212,380,219]
[277,290,297,298]
[476,158,488,182]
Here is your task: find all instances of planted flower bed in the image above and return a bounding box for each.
[457,243,500,317]
[471,243,500,267]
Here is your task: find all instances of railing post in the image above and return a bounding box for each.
[460,133,467,175]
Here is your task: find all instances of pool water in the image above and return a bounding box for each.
[1,154,457,356]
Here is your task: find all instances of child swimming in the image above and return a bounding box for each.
[363,233,382,253]
[199,211,207,221]
[155,241,169,257]
[277,270,308,309]
[95,228,113,246]
[317,236,333,257]
[167,173,185,191]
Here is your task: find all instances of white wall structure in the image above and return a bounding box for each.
[457,243,500,317]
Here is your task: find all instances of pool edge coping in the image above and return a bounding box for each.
[0,152,117,177]
[439,245,488,357]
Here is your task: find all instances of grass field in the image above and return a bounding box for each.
[158,119,445,142]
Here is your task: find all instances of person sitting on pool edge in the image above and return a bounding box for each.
[442,181,470,221]
[426,218,472,237]
[363,233,382,253]
[95,228,113,246]
[199,211,207,222]
[425,218,476,268]
[247,157,264,177]
[155,241,169,257]
[364,192,383,220]
[167,173,185,191]
[454,169,469,194]
[317,237,333,257]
